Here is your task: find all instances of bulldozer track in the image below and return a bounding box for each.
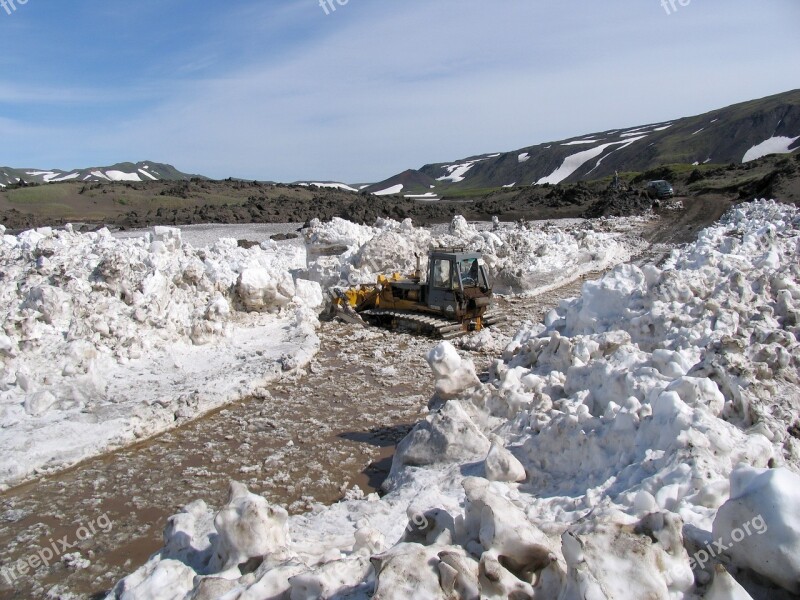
[362,309,465,339]
[361,309,505,340]
[482,313,506,327]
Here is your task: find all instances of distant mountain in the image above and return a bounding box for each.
[371,89,800,196]
[0,161,200,187]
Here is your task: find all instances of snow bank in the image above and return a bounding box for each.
[0,226,321,490]
[302,214,646,294]
[108,200,800,598]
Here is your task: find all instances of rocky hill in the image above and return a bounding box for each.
[0,161,198,187]
[366,89,800,196]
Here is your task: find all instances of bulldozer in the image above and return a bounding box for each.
[330,247,504,339]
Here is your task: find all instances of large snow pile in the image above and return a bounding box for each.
[108,200,800,598]
[0,225,322,490]
[302,215,646,295]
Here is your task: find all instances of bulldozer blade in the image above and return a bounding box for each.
[331,304,368,327]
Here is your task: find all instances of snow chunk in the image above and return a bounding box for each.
[212,481,288,571]
[236,267,295,312]
[111,559,196,599]
[713,466,800,593]
[427,342,480,399]
[391,401,490,472]
[483,442,527,483]
[24,391,57,417]
[294,279,324,309]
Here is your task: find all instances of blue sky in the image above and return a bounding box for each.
[0,1,798,182]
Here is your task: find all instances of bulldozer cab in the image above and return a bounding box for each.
[329,245,503,337]
[427,249,491,319]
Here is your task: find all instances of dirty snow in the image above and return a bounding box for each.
[301,215,647,294]
[108,200,800,599]
[1,214,642,491]
[0,226,321,490]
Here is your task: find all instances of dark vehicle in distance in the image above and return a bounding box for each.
[645,180,675,199]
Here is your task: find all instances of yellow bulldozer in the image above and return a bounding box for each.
[330,247,503,339]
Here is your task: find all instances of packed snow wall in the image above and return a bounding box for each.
[0,225,322,490]
[301,215,648,295]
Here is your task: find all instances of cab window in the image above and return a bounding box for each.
[459,258,481,287]
[433,259,453,288]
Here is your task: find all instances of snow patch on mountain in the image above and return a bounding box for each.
[300,182,360,193]
[437,158,488,183]
[373,184,404,196]
[404,192,438,199]
[25,170,81,183]
[105,170,142,182]
[742,135,800,162]
[537,136,647,185]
